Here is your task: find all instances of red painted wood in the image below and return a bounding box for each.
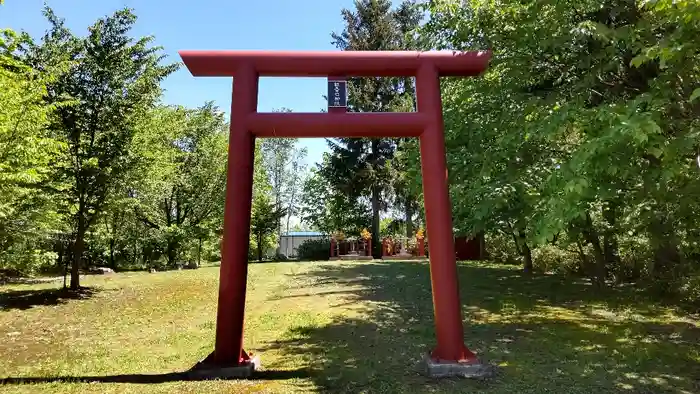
[179,50,491,77]
[416,64,476,362]
[418,238,425,257]
[247,112,426,138]
[179,49,490,367]
[214,63,257,365]
[454,236,482,260]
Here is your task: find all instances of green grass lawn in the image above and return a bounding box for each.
[1,260,698,394]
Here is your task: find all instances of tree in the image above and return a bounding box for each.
[260,108,295,246]
[418,0,700,290]
[249,138,274,259]
[324,0,422,256]
[250,193,286,262]
[0,28,67,274]
[388,141,421,237]
[131,103,228,268]
[253,139,271,198]
[300,167,332,233]
[30,7,177,288]
[284,146,308,254]
[300,157,373,235]
[260,108,309,253]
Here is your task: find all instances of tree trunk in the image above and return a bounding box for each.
[63,245,71,289]
[519,232,533,274]
[56,241,64,271]
[257,234,264,262]
[649,215,682,285]
[644,155,682,291]
[582,212,607,288]
[370,139,382,258]
[70,213,86,290]
[109,238,116,269]
[133,238,138,266]
[602,203,619,266]
[198,237,202,267]
[508,224,531,271]
[285,214,292,256]
[166,238,178,268]
[275,188,282,256]
[371,185,381,258]
[405,198,414,238]
[575,241,589,276]
[477,231,486,260]
[589,240,607,288]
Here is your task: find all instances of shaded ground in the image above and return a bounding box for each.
[0,261,698,393]
[0,287,98,311]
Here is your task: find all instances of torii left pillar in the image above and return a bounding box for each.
[182,50,495,379]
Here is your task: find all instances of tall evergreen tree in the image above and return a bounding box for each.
[324,0,421,256]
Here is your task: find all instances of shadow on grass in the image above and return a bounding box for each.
[261,261,700,394]
[0,369,310,385]
[0,287,99,311]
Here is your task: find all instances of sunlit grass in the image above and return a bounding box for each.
[1,260,698,393]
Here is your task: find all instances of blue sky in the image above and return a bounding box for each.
[1,0,390,166]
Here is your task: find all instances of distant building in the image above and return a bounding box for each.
[278,231,327,258]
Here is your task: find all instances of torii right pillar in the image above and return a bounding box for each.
[416,64,495,378]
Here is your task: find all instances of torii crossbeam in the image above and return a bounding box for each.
[179,49,494,379]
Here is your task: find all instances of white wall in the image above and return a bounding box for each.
[279,235,325,258]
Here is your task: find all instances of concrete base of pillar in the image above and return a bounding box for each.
[187,354,260,380]
[421,354,496,379]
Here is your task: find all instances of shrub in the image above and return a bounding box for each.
[679,274,700,311]
[485,231,518,264]
[274,253,289,262]
[297,238,331,261]
[532,244,578,274]
[612,235,652,284]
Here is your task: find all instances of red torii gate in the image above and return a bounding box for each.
[179,50,492,378]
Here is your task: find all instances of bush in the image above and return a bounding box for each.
[679,274,700,311]
[485,231,519,264]
[274,253,289,262]
[606,235,651,284]
[532,244,578,274]
[0,248,57,277]
[297,238,331,261]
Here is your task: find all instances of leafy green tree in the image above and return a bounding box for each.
[29,7,177,288]
[250,193,286,262]
[418,0,700,290]
[299,167,333,233]
[283,146,308,249]
[132,103,228,268]
[261,113,294,243]
[0,28,67,274]
[253,139,272,198]
[260,108,308,250]
[249,139,273,259]
[301,156,372,235]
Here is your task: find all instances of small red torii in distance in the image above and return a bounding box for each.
[179,49,492,377]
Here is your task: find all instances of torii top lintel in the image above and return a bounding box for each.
[178,50,491,77]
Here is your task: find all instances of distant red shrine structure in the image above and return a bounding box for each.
[179,49,492,377]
